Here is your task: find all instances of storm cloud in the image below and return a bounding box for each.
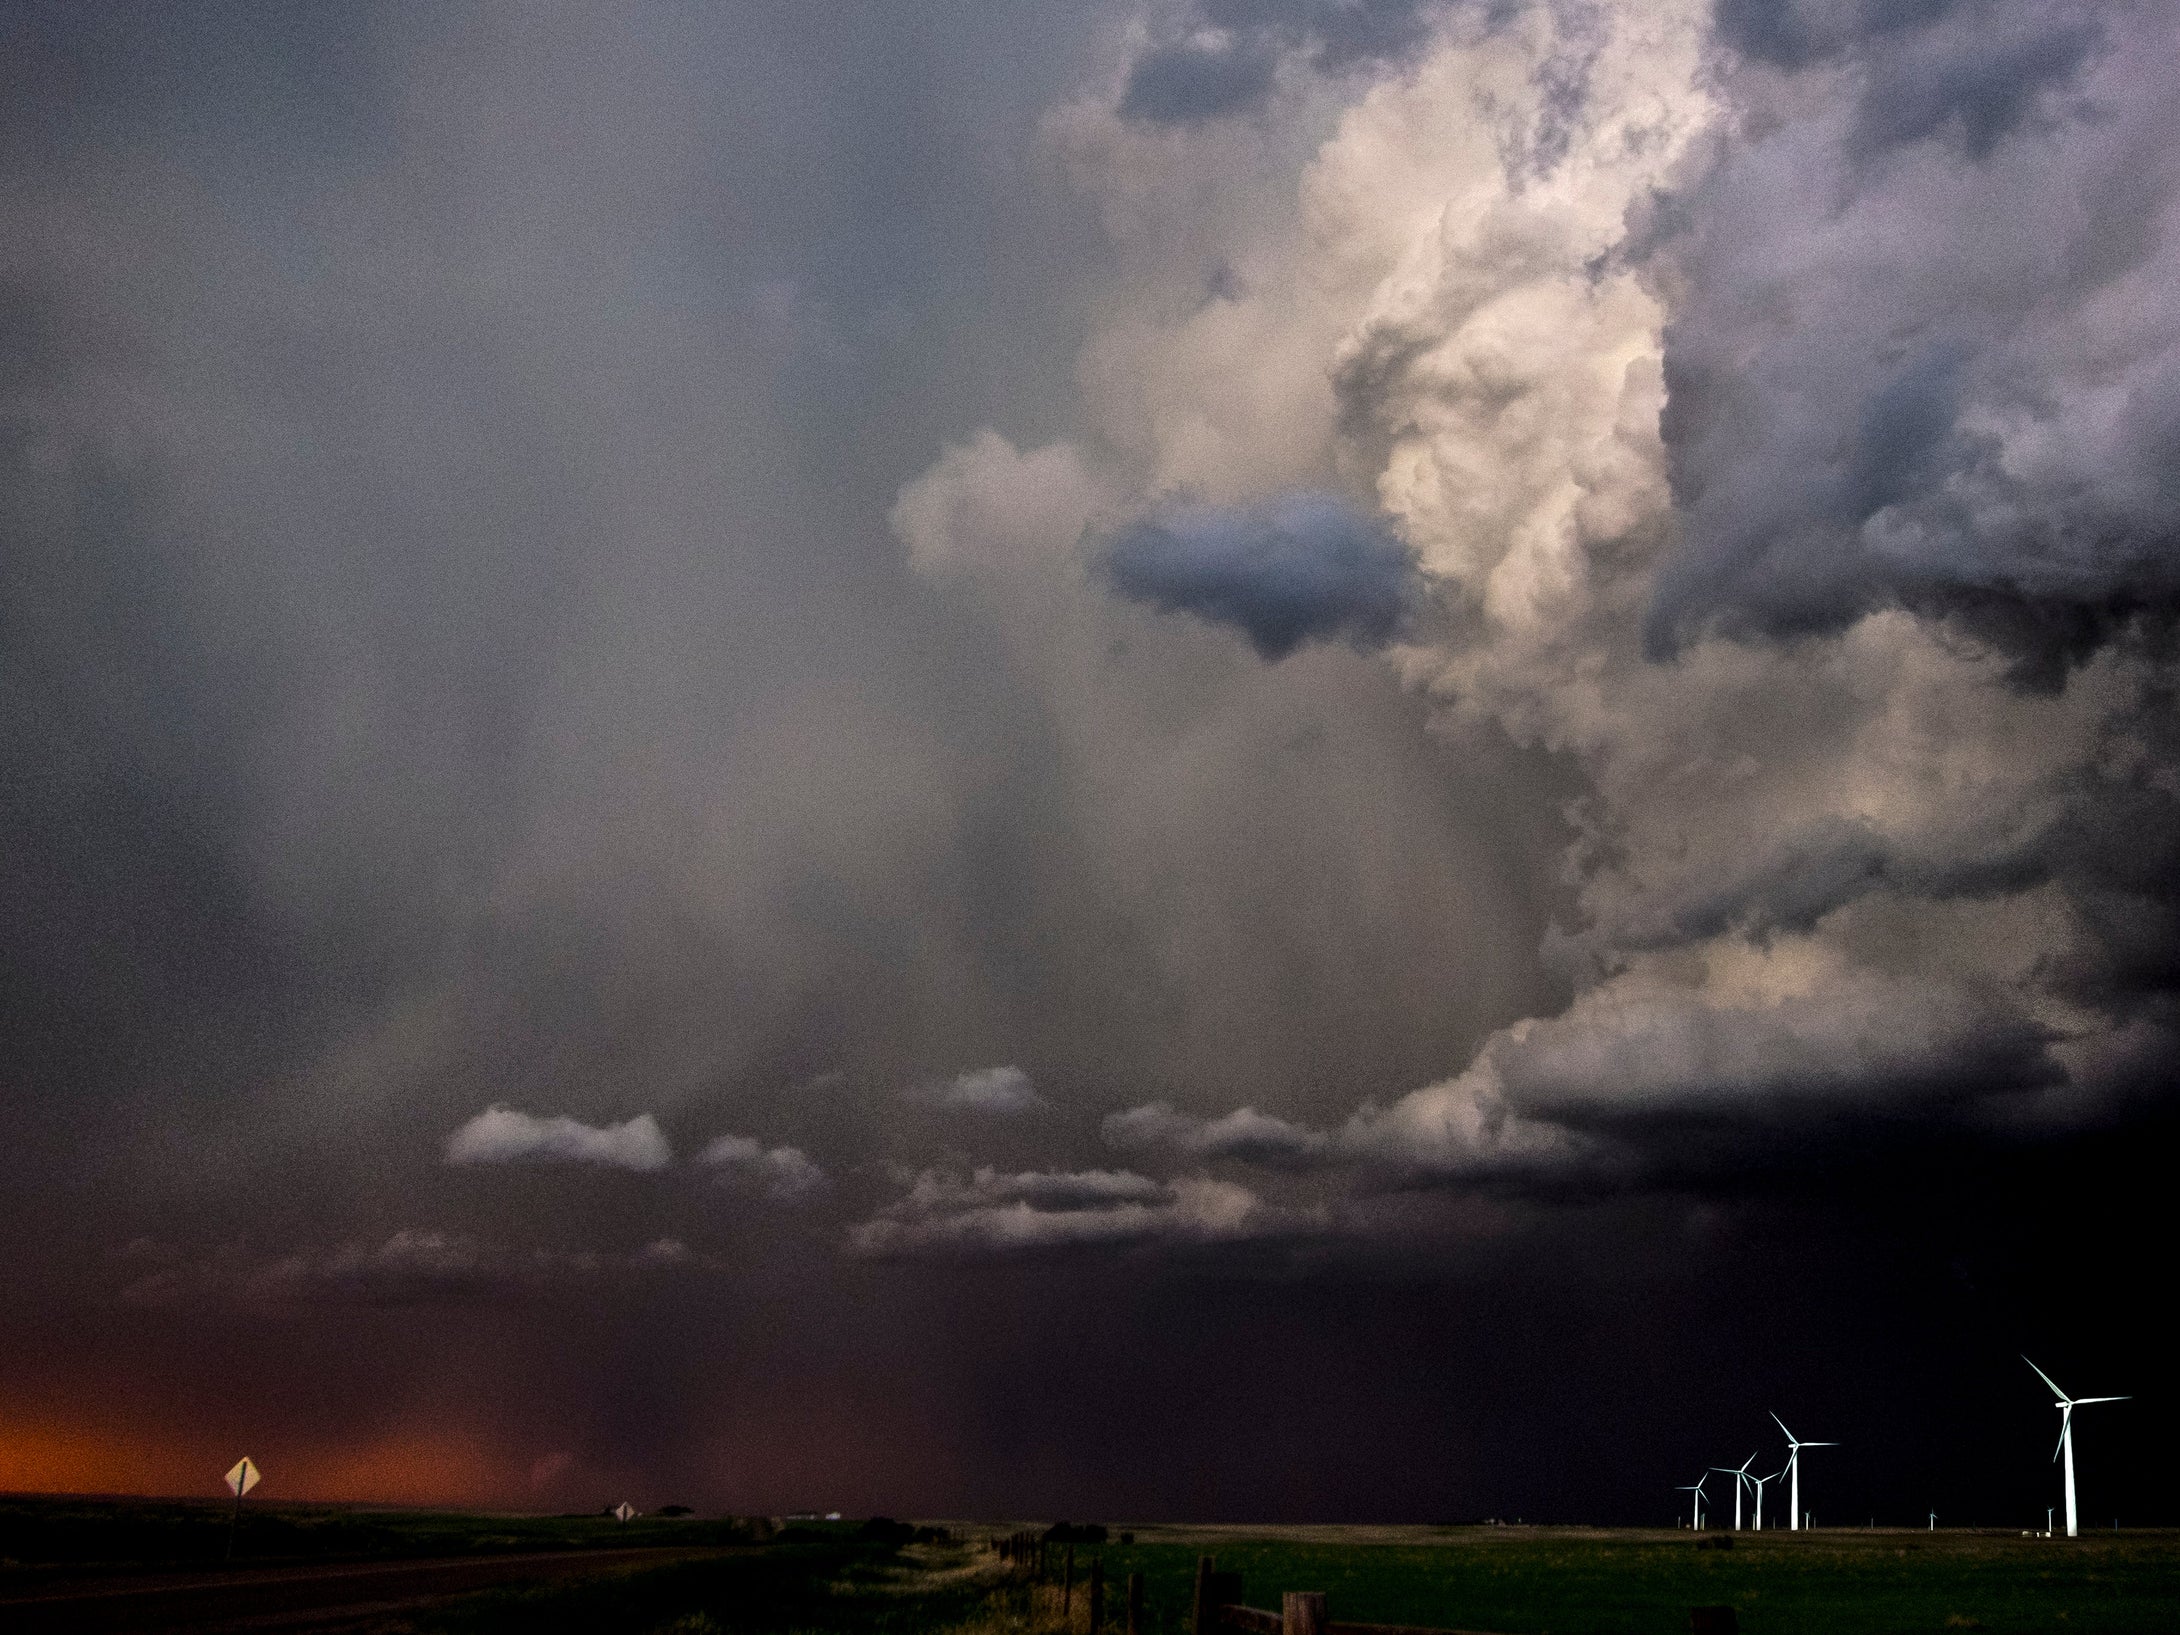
[4,0,2176,1528]
[908,0,2180,1208]
[1653,0,2180,668]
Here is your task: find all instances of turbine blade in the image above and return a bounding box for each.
[1772,1411,1797,1443]
[2024,1355,2069,1402]
[2074,1396,2129,1405]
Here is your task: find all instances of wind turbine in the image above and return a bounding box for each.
[1748,1465,1787,1531]
[2024,1356,2129,1539]
[1711,1454,1757,1530]
[1677,1473,1709,1530]
[1772,1413,1837,1532]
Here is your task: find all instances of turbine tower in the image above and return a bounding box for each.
[1748,1465,1786,1531]
[1772,1413,1837,1532]
[1677,1473,1709,1530]
[1711,1454,1757,1530]
[2024,1356,2129,1538]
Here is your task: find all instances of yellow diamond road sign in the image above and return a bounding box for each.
[225,1458,260,1498]
[614,1502,635,1522]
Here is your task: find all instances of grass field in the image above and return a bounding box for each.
[1071,1524,2180,1635]
[3,1499,2176,1634]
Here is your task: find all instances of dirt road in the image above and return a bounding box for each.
[0,1545,729,1632]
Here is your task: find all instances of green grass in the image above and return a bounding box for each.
[1073,1525,2180,1635]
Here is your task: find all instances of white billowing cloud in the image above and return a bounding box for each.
[1344,944,2069,1183]
[849,1166,1303,1257]
[888,429,1115,576]
[445,1106,672,1171]
[698,1134,828,1200]
[915,1064,1045,1113]
[897,0,2180,1196]
[1103,1101,1330,1164]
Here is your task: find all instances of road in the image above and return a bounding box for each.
[0,1545,731,1632]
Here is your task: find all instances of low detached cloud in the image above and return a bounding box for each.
[115,1231,712,1311]
[698,1135,828,1201]
[1103,1101,1330,1166]
[1100,491,1420,660]
[912,1064,1045,1114]
[445,1107,672,1172]
[849,1165,1308,1257]
[1140,964,2080,1198]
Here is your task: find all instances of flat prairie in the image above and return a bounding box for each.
[1067,1523,2180,1635]
[4,1501,2176,1635]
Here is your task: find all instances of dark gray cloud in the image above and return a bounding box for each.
[1118,0,1440,125]
[1119,37,1283,123]
[1653,0,2177,672]
[1100,492,1421,658]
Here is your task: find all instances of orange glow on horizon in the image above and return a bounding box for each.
[0,1418,205,1499]
[1,1416,530,1508]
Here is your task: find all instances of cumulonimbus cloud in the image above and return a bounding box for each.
[899,0,2180,1213]
[444,1107,672,1171]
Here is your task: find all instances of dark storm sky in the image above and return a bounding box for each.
[2,0,2176,1526]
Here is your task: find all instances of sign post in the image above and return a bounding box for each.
[224,1458,260,1561]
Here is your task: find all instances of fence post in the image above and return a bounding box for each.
[1090,1556,1105,1633]
[1128,1571,1145,1635]
[1283,1593,1327,1635]
[1191,1555,1217,1635]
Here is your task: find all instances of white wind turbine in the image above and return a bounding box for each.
[2025,1356,2129,1539]
[1748,1464,1786,1531]
[1711,1454,1757,1530]
[1772,1412,1836,1531]
[1677,1472,1709,1530]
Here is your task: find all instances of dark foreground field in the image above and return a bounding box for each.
[1095,1524,2180,1635]
[3,1500,2176,1634]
